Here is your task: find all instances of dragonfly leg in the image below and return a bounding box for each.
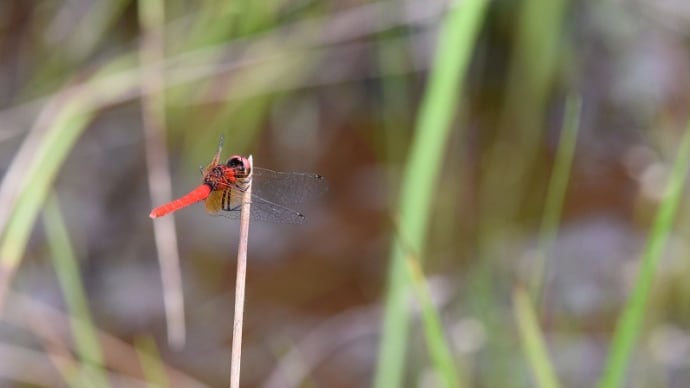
[233,182,249,193]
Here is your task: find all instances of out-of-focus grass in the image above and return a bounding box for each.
[0,0,398,310]
[0,101,94,308]
[139,0,187,350]
[25,0,130,97]
[0,61,153,283]
[2,1,690,387]
[516,95,579,388]
[43,193,108,388]
[531,96,581,304]
[1,3,449,385]
[599,124,690,387]
[374,1,488,387]
[135,337,171,388]
[404,252,462,387]
[513,287,561,388]
[2,1,455,384]
[472,0,568,384]
[478,0,569,245]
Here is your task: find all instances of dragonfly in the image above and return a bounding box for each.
[149,136,327,224]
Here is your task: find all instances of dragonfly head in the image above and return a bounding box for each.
[226,155,252,178]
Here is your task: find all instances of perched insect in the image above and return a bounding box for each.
[149,136,327,223]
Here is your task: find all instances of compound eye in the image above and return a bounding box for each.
[227,156,244,169]
[226,155,251,177]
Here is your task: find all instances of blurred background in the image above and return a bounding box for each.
[1,0,690,387]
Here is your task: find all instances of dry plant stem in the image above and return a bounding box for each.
[230,155,253,388]
[139,0,186,348]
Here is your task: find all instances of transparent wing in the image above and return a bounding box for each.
[246,195,307,224]
[210,186,307,224]
[251,167,328,206]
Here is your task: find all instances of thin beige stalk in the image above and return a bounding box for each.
[230,155,253,388]
[139,0,186,348]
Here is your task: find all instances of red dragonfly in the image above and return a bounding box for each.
[149,136,327,223]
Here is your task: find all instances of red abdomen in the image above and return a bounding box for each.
[149,184,212,218]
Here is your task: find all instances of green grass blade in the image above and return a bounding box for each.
[598,124,690,388]
[513,287,561,388]
[135,337,171,388]
[0,102,93,308]
[405,254,462,388]
[43,193,109,388]
[374,1,488,387]
[531,96,581,303]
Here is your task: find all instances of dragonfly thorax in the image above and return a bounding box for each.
[203,159,252,191]
[203,165,232,190]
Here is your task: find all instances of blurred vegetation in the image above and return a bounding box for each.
[1,0,690,387]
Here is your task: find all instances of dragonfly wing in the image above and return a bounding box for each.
[205,190,225,215]
[247,195,307,224]
[207,186,300,223]
[206,182,308,224]
[252,168,327,205]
